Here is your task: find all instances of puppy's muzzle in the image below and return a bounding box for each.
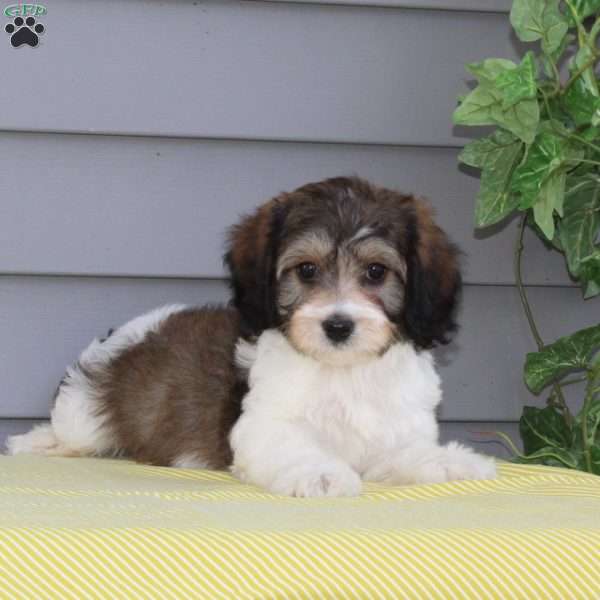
[322,315,355,344]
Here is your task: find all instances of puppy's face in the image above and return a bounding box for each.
[226,177,461,364]
[276,228,406,366]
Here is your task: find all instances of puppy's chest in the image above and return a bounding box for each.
[247,332,440,458]
[301,369,413,451]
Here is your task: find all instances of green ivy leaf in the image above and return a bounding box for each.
[542,33,575,78]
[571,45,600,98]
[580,250,600,298]
[512,126,570,209]
[459,130,524,227]
[542,95,573,129]
[559,181,600,277]
[510,0,568,54]
[562,77,600,126]
[532,170,566,239]
[524,324,600,393]
[574,398,600,451]
[459,129,515,168]
[592,351,600,374]
[454,58,540,143]
[531,217,564,251]
[454,84,539,143]
[519,405,572,454]
[466,58,517,83]
[495,52,538,109]
[589,398,600,438]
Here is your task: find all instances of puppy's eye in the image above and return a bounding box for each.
[366,263,387,283]
[297,262,318,281]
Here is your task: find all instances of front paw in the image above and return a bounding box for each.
[367,443,497,486]
[270,462,362,498]
[420,443,497,484]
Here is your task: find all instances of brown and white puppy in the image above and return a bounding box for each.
[7,177,495,496]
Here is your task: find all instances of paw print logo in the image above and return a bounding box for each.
[5,16,44,47]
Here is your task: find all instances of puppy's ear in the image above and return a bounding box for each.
[224,199,286,337]
[402,199,461,349]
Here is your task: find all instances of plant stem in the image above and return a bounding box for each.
[567,159,600,167]
[559,376,588,388]
[539,88,554,118]
[582,372,594,473]
[493,431,524,458]
[591,17,600,42]
[568,136,600,158]
[563,0,589,46]
[561,52,600,96]
[561,1,600,98]
[548,60,562,95]
[514,216,545,350]
[495,427,578,468]
[541,57,561,98]
[514,214,573,426]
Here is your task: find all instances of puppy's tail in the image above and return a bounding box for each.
[5,423,76,456]
[5,366,110,458]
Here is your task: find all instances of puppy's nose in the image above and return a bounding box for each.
[322,315,355,344]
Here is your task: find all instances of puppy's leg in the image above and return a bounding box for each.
[230,417,361,497]
[364,441,496,485]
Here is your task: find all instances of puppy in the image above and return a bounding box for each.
[7,177,495,496]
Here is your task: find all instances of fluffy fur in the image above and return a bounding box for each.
[231,330,494,497]
[7,305,245,468]
[7,176,496,497]
[7,305,188,458]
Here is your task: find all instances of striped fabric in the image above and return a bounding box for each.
[0,456,599,599]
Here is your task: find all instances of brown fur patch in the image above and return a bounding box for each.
[225,197,290,336]
[96,307,244,468]
[227,200,277,272]
[412,199,460,297]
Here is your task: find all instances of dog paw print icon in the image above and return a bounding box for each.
[5,16,45,47]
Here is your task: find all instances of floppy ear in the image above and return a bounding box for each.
[224,199,286,337]
[402,199,461,349]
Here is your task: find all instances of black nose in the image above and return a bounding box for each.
[322,315,355,344]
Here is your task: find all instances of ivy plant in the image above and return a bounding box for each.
[453,0,600,473]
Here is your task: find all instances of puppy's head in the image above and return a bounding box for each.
[225,177,460,366]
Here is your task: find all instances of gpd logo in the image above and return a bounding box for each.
[4,3,46,47]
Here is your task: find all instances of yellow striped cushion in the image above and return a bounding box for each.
[1,456,599,599]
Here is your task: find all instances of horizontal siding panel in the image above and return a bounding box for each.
[266,0,510,11]
[1,276,596,420]
[0,277,229,419]
[0,419,518,458]
[0,0,512,146]
[442,285,595,421]
[0,132,572,287]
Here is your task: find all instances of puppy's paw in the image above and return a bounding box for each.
[419,443,496,484]
[270,462,362,498]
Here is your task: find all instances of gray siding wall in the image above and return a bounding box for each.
[1,0,596,455]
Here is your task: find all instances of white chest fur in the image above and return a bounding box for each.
[231,330,495,496]
[234,330,441,472]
